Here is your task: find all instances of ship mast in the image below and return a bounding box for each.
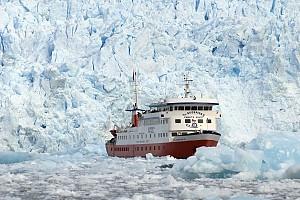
[183,74,193,98]
[125,68,143,127]
[133,69,138,109]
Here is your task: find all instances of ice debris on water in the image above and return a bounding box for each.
[0,0,299,182]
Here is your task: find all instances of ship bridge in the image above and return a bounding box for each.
[148,97,219,112]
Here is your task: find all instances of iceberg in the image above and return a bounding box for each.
[0,152,33,164]
[173,131,300,179]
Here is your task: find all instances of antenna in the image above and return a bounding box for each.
[183,74,193,98]
[133,68,138,109]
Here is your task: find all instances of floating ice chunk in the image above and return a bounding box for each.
[0,152,33,164]
[116,194,165,200]
[174,131,300,180]
[131,194,165,200]
[145,153,154,159]
[173,145,263,179]
[283,164,300,179]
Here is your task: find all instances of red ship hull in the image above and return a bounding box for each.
[105,139,218,159]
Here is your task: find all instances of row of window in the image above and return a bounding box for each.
[153,105,213,112]
[174,106,213,111]
[118,133,169,140]
[142,118,168,126]
[175,118,212,123]
[113,145,164,152]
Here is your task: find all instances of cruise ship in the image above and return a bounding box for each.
[105,73,221,159]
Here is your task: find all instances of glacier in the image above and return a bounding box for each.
[0,0,299,153]
[0,0,300,196]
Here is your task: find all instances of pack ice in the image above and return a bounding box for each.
[0,0,299,178]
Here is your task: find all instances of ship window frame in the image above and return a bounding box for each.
[191,106,197,110]
[178,106,184,110]
[204,106,209,111]
[185,106,191,110]
[185,119,191,123]
[209,106,212,110]
[170,106,173,111]
[198,119,203,123]
[174,106,178,110]
[198,106,203,110]
[175,119,181,123]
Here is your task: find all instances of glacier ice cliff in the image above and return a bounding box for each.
[0,0,299,153]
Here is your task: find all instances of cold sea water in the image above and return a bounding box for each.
[0,148,299,200]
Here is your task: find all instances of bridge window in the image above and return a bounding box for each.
[198,119,203,123]
[185,119,191,123]
[204,106,208,110]
[198,106,203,110]
[170,106,173,111]
[191,106,197,110]
[175,119,181,123]
[207,119,212,123]
[174,106,178,110]
[178,106,184,110]
[208,106,212,110]
[185,106,191,110]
